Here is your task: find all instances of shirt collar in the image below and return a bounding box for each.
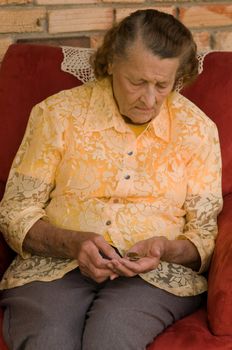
[84,77,171,142]
[84,77,128,133]
[150,98,171,142]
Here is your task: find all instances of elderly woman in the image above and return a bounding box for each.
[0,9,222,350]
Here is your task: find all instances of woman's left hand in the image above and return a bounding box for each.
[106,236,167,277]
[106,236,201,277]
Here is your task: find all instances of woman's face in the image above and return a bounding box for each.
[108,40,180,124]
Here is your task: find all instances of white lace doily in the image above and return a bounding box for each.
[175,52,209,92]
[61,46,209,88]
[197,52,209,74]
[61,46,96,83]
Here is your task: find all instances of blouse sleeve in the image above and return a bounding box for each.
[0,98,66,258]
[181,121,223,273]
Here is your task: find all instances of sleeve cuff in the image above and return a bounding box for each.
[177,232,215,274]
[8,208,47,259]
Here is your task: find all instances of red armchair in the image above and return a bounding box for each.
[0,44,232,349]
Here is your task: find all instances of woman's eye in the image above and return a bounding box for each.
[157,84,167,90]
[130,80,144,86]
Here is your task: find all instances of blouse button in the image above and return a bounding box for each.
[124,174,130,180]
[106,220,112,226]
[127,151,133,156]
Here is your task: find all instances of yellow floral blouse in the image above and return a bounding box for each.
[0,77,222,296]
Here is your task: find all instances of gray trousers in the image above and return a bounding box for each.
[0,269,203,350]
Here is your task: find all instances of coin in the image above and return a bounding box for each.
[126,252,143,261]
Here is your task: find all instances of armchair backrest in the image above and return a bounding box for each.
[181,51,232,197]
[0,44,83,199]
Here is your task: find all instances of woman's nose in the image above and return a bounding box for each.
[140,85,156,108]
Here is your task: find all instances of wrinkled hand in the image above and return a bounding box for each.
[106,236,167,277]
[75,232,122,283]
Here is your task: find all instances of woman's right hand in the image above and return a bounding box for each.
[24,219,121,283]
[74,232,121,283]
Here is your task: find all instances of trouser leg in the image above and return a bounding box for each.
[82,276,204,350]
[0,269,98,350]
[1,271,204,350]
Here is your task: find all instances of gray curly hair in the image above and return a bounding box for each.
[91,9,198,88]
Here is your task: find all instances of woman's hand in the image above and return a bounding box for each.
[75,233,122,283]
[24,219,122,283]
[105,236,201,277]
[106,236,166,277]
[24,220,201,281]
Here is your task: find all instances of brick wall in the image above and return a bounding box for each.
[0,0,232,63]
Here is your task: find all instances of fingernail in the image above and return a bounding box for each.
[110,274,118,280]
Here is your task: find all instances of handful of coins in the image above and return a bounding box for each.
[126,252,144,261]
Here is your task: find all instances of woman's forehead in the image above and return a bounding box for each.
[112,43,180,82]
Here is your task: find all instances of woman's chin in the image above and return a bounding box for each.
[126,114,153,125]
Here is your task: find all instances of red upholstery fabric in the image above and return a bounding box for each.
[0,234,14,282]
[181,51,232,197]
[148,308,232,350]
[181,52,232,337]
[207,193,232,336]
[0,44,82,185]
[0,44,232,349]
[0,309,7,350]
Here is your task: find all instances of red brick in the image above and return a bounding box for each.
[37,0,99,4]
[193,31,211,52]
[49,7,114,33]
[102,0,143,2]
[213,31,232,50]
[0,0,31,3]
[179,5,232,28]
[116,6,176,22]
[0,8,46,33]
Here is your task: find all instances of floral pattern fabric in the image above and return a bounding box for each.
[0,78,222,296]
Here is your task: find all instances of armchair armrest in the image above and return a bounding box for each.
[0,233,15,279]
[207,193,232,335]
[0,180,15,279]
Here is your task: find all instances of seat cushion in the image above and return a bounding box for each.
[0,308,7,350]
[148,308,232,349]
[207,194,232,336]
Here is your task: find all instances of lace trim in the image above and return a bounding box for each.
[175,51,209,92]
[61,46,210,88]
[61,46,96,83]
[197,51,209,74]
